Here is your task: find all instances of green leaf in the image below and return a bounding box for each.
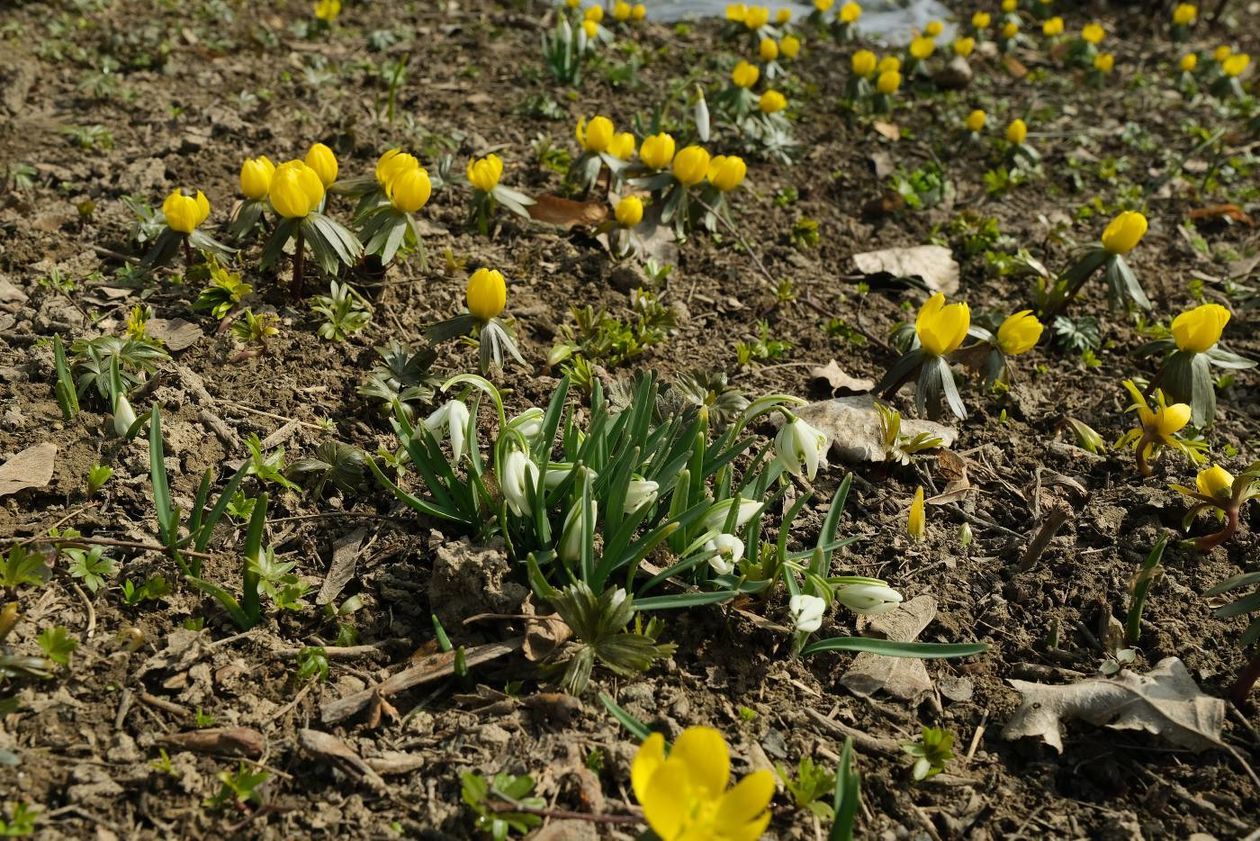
[37,625,78,666]
[634,590,740,611]
[802,637,988,658]
[598,692,652,741]
[148,408,176,547]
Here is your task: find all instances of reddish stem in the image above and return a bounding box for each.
[1231,649,1260,707]
[1194,506,1239,552]
[291,229,305,299]
[182,237,193,271]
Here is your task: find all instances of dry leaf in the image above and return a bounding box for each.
[298,728,386,790]
[146,318,202,352]
[793,395,956,464]
[316,528,367,606]
[522,595,572,662]
[0,443,56,497]
[1002,657,1225,753]
[840,596,937,703]
[852,244,960,294]
[872,120,900,140]
[159,726,265,758]
[811,360,874,395]
[528,194,609,228]
[926,450,971,504]
[1002,54,1028,78]
[1188,204,1254,226]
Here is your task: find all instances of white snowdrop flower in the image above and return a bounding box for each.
[703,533,744,575]
[774,415,828,480]
[789,594,826,633]
[835,583,903,616]
[423,399,471,463]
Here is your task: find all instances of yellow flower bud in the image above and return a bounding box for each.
[1173,3,1197,25]
[760,37,779,61]
[726,3,747,22]
[1222,53,1250,77]
[707,155,747,192]
[971,11,991,29]
[467,153,504,193]
[814,0,835,11]
[672,145,711,187]
[304,142,338,188]
[1081,22,1105,44]
[639,133,676,170]
[925,20,943,37]
[613,0,631,21]
[732,59,760,88]
[1094,52,1115,72]
[839,2,861,23]
[1213,45,1232,62]
[1196,464,1234,499]
[608,131,636,161]
[582,18,598,37]
[584,5,603,22]
[313,0,340,22]
[744,5,770,29]
[851,49,877,77]
[915,292,970,356]
[615,195,644,227]
[387,165,432,213]
[758,89,787,113]
[1006,118,1028,144]
[780,34,801,59]
[631,3,646,20]
[965,109,987,132]
[466,268,506,321]
[1002,21,1019,39]
[776,8,792,24]
[909,35,935,59]
[878,55,901,74]
[953,36,976,57]
[566,0,580,7]
[162,189,210,234]
[376,149,418,188]
[908,486,926,541]
[875,69,901,94]
[239,155,275,200]
[1171,303,1230,353]
[996,310,1043,356]
[1179,53,1198,72]
[269,160,325,219]
[1100,210,1147,255]
[1001,0,1016,11]
[1042,16,1064,36]
[577,115,615,153]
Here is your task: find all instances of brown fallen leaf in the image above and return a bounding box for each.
[872,120,900,141]
[926,450,971,505]
[0,443,56,497]
[528,194,609,228]
[159,727,265,758]
[861,191,905,219]
[852,244,960,294]
[298,728,386,790]
[1001,54,1028,78]
[811,360,874,395]
[840,596,938,703]
[1188,204,1254,226]
[316,528,368,607]
[522,595,572,662]
[146,318,202,352]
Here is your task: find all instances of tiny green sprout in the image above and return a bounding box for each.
[65,545,115,594]
[194,709,217,729]
[121,574,170,605]
[584,748,605,774]
[461,771,545,840]
[1,545,52,593]
[0,802,39,836]
[194,259,253,321]
[876,402,944,465]
[243,436,301,492]
[206,762,270,811]
[296,646,330,683]
[36,626,77,667]
[230,309,281,352]
[901,726,954,781]
[86,463,113,496]
[1064,417,1105,453]
[791,217,820,249]
[776,755,837,820]
[738,705,759,722]
[150,748,176,776]
[311,280,371,342]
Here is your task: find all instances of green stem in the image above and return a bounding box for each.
[291,229,306,299]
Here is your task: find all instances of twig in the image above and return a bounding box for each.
[274,680,316,723]
[0,536,214,561]
[805,708,900,756]
[137,691,191,718]
[965,710,987,761]
[71,583,96,640]
[487,801,642,825]
[219,400,330,432]
[1016,506,1073,573]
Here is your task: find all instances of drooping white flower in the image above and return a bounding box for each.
[501,449,540,517]
[701,498,761,533]
[423,399,472,463]
[703,533,744,575]
[623,479,659,514]
[775,415,828,480]
[113,393,137,438]
[507,407,544,444]
[835,583,903,616]
[559,497,598,564]
[789,594,826,633]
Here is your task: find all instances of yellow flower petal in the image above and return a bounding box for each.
[713,769,775,837]
[669,726,730,796]
[631,732,666,805]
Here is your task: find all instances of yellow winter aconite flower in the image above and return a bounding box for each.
[305,142,339,187]
[467,154,504,193]
[726,3,747,22]
[376,149,417,188]
[907,487,925,541]
[585,4,604,22]
[1195,464,1234,499]
[744,5,770,29]
[615,195,644,227]
[909,35,935,59]
[1006,118,1027,144]
[759,37,779,61]
[971,11,991,29]
[954,36,976,57]
[640,133,677,169]
[313,0,340,22]
[924,20,943,37]
[1222,54,1250,77]
[609,132,637,161]
[577,115,615,153]
[1001,21,1019,39]
[567,0,581,7]
[631,3,646,21]
[613,0,632,21]
[758,90,787,113]
[672,146,712,186]
[814,0,835,11]
[466,268,507,321]
[1213,45,1232,62]
[1100,210,1147,254]
[915,292,970,356]
[1171,303,1230,353]
[996,310,1043,355]
[162,189,210,234]
[239,155,275,200]
[776,7,792,24]
[1081,22,1105,44]
[851,49,877,77]
[632,727,774,841]
[1094,52,1115,72]
[1179,53,1198,71]
[1133,387,1191,445]
[1001,0,1016,11]
[965,109,987,132]
[731,59,760,88]
[1173,3,1197,24]
[780,34,801,59]
[1043,16,1064,36]
[582,18,598,37]
[269,160,325,219]
[875,69,901,94]
[707,155,747,191]
[839,1,861,23]
[387,165,432,213]
[878,55,901,73]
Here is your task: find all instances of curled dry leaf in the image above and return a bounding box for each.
[298,728,386,790]
[811,360,874,395]
[528,194,610,228]
[852,244,960,295]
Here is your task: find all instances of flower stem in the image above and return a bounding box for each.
[1194,506,1239,552]
[182,237,193,271]
[291,228,305,299]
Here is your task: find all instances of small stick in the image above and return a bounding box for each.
[71,583,96,640]
[1016,507,1072,573]
[0,536,214,562]
[965,710,987,760]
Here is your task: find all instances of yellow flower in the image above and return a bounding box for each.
[672,145,711,187]
[971,11,991,29]
[1094,52,1115,72]
[908,486,925,541]
[582,18,598,37]
[1222,53,1250,77]
[1002,21,1019,39]
[1213,45,1232,62]
[1081,22,1104,44]
[953,36,976,57]
[640,133,677,170]
[759,37,779,61]
[609,132,637,161]
[466,268,506,321]
[759,90,787,113]
[965,109,987,132]
[376,149,420,188]
[1171,303,1230,353]
[875,69,901,94]
[726,3,747,22]
[239,155,275,200]
[1195,464,1234,499]
[707,155,747,192]
[631,3,646,21]
[1173,3,1197,25]
[780,34,801,59]
[1100,210,1147,255]
[909,35,935,59]
[585,4,604,22]
[731,59,760,88]
[1138,390,1191,444]
[878,55,901,74]
[313,0,340,22]
[1006,118,1027,144]
[1179,53,1198,71]
[577,116,615,153]
[387,165,432,213]
[851,49,877,77]
[925,20,943,37]
[613,0,631,20]
[162,189,210,234]
[305,142,339,187]
[915,292,970,356]
[1042,16,1064,36]
[269,160,325,219]
[814,0,835,11]
[1001,0,1016,11]
[566,0,580,7]
[839,1,861,23]
[632,728,774,841]
[775,7,792,24]
[996,310,1043,355]
[467,153,504,193]
[744,5,770,29]
[615,195,644,227]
